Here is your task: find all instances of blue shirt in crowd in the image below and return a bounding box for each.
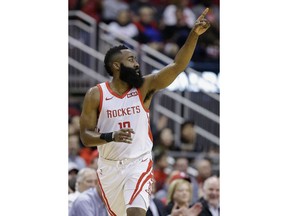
[69,187,108,216]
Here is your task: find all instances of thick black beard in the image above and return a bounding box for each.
[119,64,144,88]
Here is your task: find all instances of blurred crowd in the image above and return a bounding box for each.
[68,98,219,215]
[69,0,220,73]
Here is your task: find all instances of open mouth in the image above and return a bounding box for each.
[135,69,140,76]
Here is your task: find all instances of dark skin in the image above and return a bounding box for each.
[80,8,210,216]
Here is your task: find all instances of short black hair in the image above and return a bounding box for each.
[104,44,129,76]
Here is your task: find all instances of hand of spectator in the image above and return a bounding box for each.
[192,8,210,36]
[171,202,203,216]
[170,203,184,216]
[185,202,203,216]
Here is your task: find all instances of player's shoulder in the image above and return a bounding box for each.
[88,85,100,93]
[84,85,101,101]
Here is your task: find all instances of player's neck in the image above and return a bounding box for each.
[109,79,130,95]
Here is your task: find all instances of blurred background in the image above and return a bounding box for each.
[68,0,219,201]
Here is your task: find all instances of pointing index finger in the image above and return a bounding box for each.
[197,7,209,20]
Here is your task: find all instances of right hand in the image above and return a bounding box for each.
[113,128,135,143]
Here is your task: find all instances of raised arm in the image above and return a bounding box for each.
[145,8,210,92]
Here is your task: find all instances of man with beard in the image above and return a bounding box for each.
[79,8,210,216]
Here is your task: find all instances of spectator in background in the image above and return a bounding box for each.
[69,134,86,170]
[149,0,171,14]
[68,167,97,211]
[69,115,92,164]
[165,178,192,213]
[70,115,81,135]
[207,145,219,176]
[69,122,78,136]
[69,176,108,216]
[165,178,203,216]
[69,115,95,167]
[69,178,76,194]
[162,0,196,29]
[195,176,220,216]
[69,161,79,181]
[153,127,179,154]
[102,0,129,23]
[174,157,199,203]
[153,150,169,192]
[194,157,213,198]
[180,120,202,152]
[155,170,191,205]
[68,180,75,194]
[151,115,169,139]
[68,162,79,194]
[174,157,190,173]
[129,0,156,22]
[134,6,164,52]
[107,9,139,40]
[69,114,81,136]
[161,0,197,57]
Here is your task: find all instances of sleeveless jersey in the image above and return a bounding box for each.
[96,82,153,160]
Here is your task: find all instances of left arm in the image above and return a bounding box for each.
[143,8,210,93]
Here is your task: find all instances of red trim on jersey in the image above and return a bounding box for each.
[148,125,153,143]
[96,173,117,216]
[128,160,153,204]
[105,81,131,99]
[97,84,103,113]
[146,113,153,142]
[136,88,150,112]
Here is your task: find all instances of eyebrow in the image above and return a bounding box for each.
[127,55,137,60]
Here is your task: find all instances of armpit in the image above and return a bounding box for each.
[144,89,155,103]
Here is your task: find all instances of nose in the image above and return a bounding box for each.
[134,61,140,68]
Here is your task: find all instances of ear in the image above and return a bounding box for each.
[112,62,120,71]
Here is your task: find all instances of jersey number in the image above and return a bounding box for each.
[118,121,131,129]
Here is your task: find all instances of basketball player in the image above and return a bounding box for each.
[79,8,210,216]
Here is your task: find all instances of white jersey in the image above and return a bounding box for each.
[96,82,153,160]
